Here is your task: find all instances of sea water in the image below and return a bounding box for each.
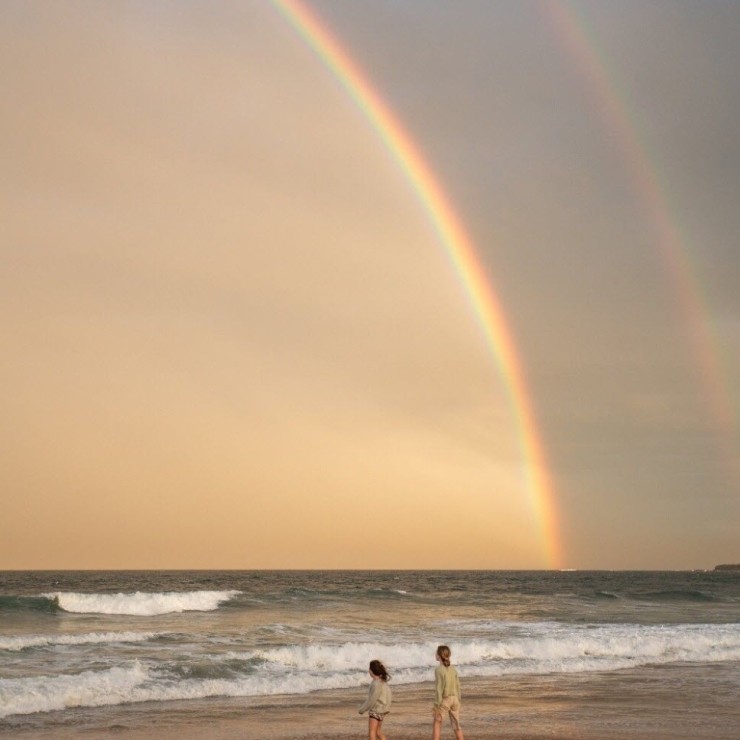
[1,570,738,736]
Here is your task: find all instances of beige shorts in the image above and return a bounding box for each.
[433,695,461,730]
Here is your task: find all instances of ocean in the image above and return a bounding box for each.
[1,570,739,739]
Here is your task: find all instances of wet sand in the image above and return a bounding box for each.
[2,666,739,739]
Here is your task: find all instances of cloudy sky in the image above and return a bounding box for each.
[2,0,738,570]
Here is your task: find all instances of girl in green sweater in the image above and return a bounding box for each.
[432,645,464,740]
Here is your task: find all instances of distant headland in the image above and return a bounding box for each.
[713,564,740,571]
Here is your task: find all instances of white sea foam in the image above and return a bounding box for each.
[0,631,162,652]
[43,590,240,615]
[2,623,739,718]
[229,622,740,677]
[0,661,360,718]
[0,663,151,718]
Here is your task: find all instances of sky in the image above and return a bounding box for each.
[1,0,738,570]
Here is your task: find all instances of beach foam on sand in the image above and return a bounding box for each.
[2,667,739,740]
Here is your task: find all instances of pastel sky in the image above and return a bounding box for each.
[2,1,738,570]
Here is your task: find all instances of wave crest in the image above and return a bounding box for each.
[2,623,739,719]
[0,631,162,652]
[43,590,240,615]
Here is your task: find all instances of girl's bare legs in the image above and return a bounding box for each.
[432,714,442,740]
[432,715,464,740]
[369,717,386,740]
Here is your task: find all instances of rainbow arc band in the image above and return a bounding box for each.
[272,0,563,568]
[545,0,737,485]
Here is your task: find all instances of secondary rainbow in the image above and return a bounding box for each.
[544,0,737,484]
[272,0,563,567]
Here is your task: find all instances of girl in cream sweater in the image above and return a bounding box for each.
[358,659,392,740]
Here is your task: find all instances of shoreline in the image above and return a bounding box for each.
[2,665,739,740]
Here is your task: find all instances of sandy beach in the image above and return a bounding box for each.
[3,666,739,740]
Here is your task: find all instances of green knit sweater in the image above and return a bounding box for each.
[434,664,461,706]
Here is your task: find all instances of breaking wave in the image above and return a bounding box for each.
[41,590,241,615]
[2,622,738,718]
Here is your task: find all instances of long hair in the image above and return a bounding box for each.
[369,659,390,682]
[436,645,451,667]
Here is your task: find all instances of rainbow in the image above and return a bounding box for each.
[271,0,563,568]
[544,0,737,482]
